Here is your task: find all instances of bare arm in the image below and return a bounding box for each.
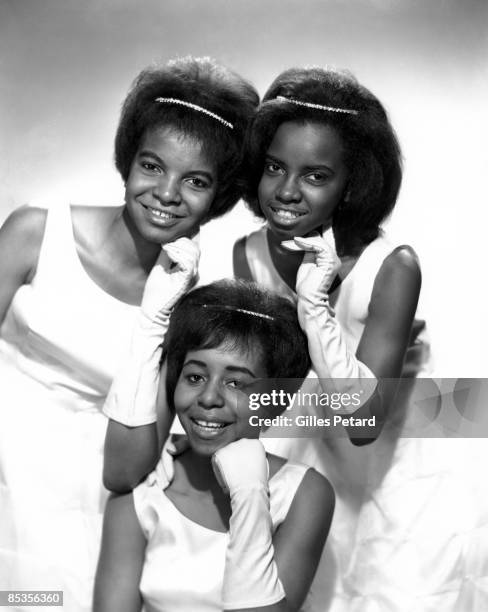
[346,246,421,442]
[0,206,46,325]
[103,364,173,493]
[93,493,145,612]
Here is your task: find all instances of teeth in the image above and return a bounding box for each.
[147,206,177,219]
[272,208,303,219]
[194,419,226,429]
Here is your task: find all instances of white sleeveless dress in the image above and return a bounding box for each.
[239,227,488,611]
[133,454,309,611]
[0,204,139,611]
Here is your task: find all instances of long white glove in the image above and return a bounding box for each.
[212,439,285,610]
[103,237,200,426]
[292,229,377,412]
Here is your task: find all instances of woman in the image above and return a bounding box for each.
[0,57,258,611]
[95,280,335,612]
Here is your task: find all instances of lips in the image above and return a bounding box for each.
[189,416,231,439]
[141,203,183,225]
[267,204,307,228]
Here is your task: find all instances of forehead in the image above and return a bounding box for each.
[184,342,266,375]
[267,120,345,164]
[138,126,216,172]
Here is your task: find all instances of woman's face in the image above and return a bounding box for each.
[124,126,218,244]
[173,342,267,457]
[258,121,349,240]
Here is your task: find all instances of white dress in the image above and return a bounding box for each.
[133,453,309,611]
[238,227,488,611]
[0,204,139,611]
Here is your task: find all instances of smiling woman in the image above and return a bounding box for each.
[0,57,258,612]
[94,280,335,612]
[123,127,218,245]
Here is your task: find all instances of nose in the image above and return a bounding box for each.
[197,379,225,409]
[275,175,301,204]
[153,175,182,205]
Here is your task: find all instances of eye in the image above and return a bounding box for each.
[264,161,284,175]
[141,161,161,174]
[226,377,253,391]
[305,171,329,185]
[185,373,205,384]
[226,379,242,389]
[186,177,211,189]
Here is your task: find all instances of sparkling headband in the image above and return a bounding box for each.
[155,97,234,129]
[201,304,275,321]
[276,95,359,116]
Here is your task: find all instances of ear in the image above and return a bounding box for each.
[343,189,351,203]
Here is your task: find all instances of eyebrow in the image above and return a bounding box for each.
[182,359,257,378]
[265,153,334,175]
[137,150,215,181]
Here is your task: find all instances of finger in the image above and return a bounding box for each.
[321,227,339,258]
[293,236,324,252]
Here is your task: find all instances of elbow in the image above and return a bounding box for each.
[103,464,140,494]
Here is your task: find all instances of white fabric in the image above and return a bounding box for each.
[242,226,488,612]
[0,204,139,612]
[133,456,308,612]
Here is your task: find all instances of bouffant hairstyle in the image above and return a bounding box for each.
[162,279,311,411]
[244,67,402,255]
[115,57,259,222]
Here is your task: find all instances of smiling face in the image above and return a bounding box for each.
[124,126,218,244]
[173,342,267,457]
[258,121,349,240]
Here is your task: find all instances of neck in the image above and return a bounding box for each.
[178,449,222,496]
[106,207,162,273]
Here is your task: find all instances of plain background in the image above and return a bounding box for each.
[1,0,487,376]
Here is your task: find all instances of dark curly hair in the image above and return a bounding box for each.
[244,67,402,255]
[162,279,311,411]
[115,57,259,222]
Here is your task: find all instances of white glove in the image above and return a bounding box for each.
[151,434,190,489]
[294,229,377,412]
[293,227,341,298]
[212,439,285,610]
[103,237,200,426]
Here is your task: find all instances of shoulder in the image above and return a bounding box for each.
[296,468,335,513]
[281,465,335,538]
[0,206,48,282]
[233,234,253,280]
[1,205,47,241]
[371,244,421,305]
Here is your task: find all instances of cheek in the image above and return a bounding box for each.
[173,384,195,413]
[257,175,272,202]
[185,189,217,218]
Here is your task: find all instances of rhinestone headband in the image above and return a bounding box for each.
[276,95,358,116]
[201,304,275,321]
[155,97,234,129]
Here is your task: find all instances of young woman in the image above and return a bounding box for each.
[94,280,334,612]
[0,57,258,611]
[233,68,439,610]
